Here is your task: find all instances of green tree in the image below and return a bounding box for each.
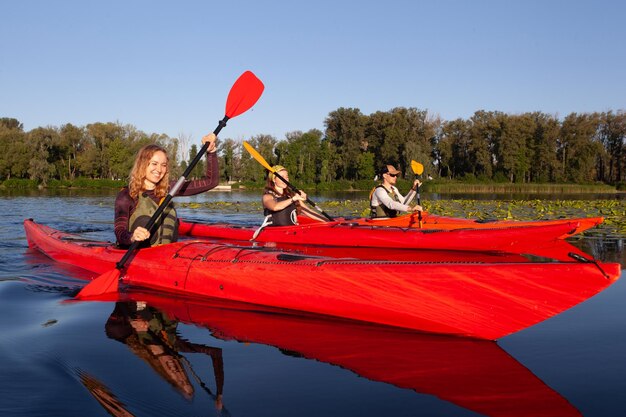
[324,107,366,180]
[0,119,26,180]
[218,138,238,182]
[468,110,501,179]
[59,124,86,180]
[529,112,560,183]
[107,137,134,180]
[27,127,59,185]
[438,118,472,179]
[0,118,23,131]
[598,111,626,184]
[366,108,435,176]
[497,114,534,183]
[559,113,603,183]
[356,151,375,180]
[187,144,205,179]
[276,129,322,184]
[317,138,335,183]
[85,122,126,178]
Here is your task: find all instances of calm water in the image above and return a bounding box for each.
[1,191,625,417]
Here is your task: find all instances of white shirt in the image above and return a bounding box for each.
[371,185,416,213]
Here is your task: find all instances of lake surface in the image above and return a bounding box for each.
[1,191,625,417]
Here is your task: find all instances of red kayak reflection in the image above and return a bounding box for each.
[111,289,582,417]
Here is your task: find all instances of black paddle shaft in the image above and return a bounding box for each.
[414,174,423,225]
[271,171,334,221]
[115,116,230,270]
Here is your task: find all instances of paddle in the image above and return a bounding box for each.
[243,141,334,221]
[76,71,265,298]
[410,160,424,228]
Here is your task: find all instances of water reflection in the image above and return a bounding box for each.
[106,290,582,417]
[103,300,226,415]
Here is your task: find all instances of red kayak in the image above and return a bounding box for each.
[178,217,585,254]
[24,219,620,340]
[106,290,583,417]
[179,220,595,263]
[337,212,604,234]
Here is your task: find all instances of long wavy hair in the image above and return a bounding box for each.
[128,144,170,200]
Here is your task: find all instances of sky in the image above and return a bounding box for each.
[2,0,625,147]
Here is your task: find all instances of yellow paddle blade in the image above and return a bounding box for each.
[243,141,274,172]
[411,160,424,175]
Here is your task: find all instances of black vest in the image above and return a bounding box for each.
[263,193,298,226]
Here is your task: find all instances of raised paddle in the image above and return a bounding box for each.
[243,141,335,221]
[410,160,424,228]
[76,71,265,298]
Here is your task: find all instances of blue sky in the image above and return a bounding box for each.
[2,0,624,146]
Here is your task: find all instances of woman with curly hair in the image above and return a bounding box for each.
[114,133,219,247]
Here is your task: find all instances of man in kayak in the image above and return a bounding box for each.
[114,134,219,248]
[370,164,422,218]
[262,165,327,226]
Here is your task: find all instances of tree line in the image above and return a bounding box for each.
[1,108,624,187]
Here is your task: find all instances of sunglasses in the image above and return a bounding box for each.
[387,173,398,178]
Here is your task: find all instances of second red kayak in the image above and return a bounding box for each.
[299,211,604,234]
[178,217,587,254]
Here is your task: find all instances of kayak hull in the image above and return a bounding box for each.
[24,219,620,340]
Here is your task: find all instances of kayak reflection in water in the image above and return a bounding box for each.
[105,301,225,411]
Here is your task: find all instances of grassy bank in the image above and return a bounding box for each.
[0,178,126,189]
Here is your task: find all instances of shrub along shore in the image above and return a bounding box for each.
[0,177,621,193]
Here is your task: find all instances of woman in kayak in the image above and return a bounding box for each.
[262,165,327,226]
[114,133,219,247]
[370,164,422,218]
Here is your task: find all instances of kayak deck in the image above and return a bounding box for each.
[302,211,604,236]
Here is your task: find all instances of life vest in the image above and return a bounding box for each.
[370,185,401,218]
[129,192,178,246]
[263,192,298,226]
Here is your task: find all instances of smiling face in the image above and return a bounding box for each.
[143,150,168,190]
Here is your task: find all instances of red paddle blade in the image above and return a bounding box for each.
[76,269,120,299]
[225,71,264,119]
